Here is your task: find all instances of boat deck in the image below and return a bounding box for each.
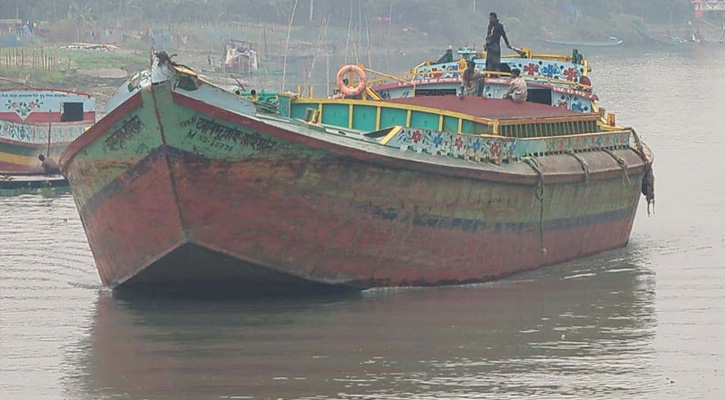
[385,97,589,121]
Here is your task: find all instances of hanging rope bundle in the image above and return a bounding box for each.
[523,157,547,255]
[566,151,590,191]
[629,128,656,215]
[603,148,632,187]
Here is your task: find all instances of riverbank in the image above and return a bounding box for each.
[1,16,721,110]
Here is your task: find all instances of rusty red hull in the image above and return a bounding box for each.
[61,79,648,290]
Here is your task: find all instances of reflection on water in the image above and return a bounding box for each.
[2,49,725,399]
[62,247,656,399]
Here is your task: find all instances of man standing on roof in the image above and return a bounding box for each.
[484,12,513,73]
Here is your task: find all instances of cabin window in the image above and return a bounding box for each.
[61,102,84,122]
[527,89,552,106]
[415,88,457,97]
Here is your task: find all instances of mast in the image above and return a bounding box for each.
[281,0,300,91]
[344,0,354,64]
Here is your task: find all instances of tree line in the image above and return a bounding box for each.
[1,0,702,46]
[2,0,696,26]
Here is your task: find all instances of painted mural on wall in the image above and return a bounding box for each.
[415,57,587,83]
[384,127,631,164]
[0,91,95,121]
[386,127,518,162]
[506,60,585,83]
[5,98,44,119]
[0,120,88,144]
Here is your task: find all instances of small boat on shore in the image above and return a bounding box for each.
[60,55,654,291]
[541,37,624,48]
[0,84,95,174]
[368,47,598,113]
[0,174,68,195]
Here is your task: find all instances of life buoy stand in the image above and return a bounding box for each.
[336,65,367,97]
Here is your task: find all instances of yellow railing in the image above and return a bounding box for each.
[412,47,591,71]
[291,96,603,136]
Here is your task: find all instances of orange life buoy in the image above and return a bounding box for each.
[457,58,467,72]
[336,65,367,97]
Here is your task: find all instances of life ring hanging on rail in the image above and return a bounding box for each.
[457,58,468,72]
[336,65,367,97]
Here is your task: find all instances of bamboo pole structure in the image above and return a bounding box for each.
[281,0,300,91]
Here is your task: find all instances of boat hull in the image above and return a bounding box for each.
[0,137,69,173]
[62,81,646,290]
[0,119,92,174]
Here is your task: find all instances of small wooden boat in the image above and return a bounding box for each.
[221,39,259,75]
[60,56,654,291]
[0,85,95,174]
[541,37,624,48]
[0,174,68,195]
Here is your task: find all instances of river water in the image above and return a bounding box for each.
[1,49,724,399]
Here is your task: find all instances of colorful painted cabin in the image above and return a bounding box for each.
[369,47,598,113]
[0,88,95,174]
[270,90,626,164]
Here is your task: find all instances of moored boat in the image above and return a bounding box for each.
[1,84,95,174]
[541,37,624,48]
[60,55,654,291]
[0,174,68,195]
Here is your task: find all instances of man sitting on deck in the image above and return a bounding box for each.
[503,68,528,104]
[38,154,60,174]
[484,12,513,73]
[460,60,486,98]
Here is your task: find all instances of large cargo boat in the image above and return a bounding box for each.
[1,85,95,174]
[60,56,654,290]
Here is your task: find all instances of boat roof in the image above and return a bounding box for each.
[0,82,93,98]
[384,96,590,121]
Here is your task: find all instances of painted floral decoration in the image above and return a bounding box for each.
[412,130,422,143]
[524,63,539,75]
[6,99,43,118]
[563,67,579,81]
[541,65,560,78]
[433,133,443,147]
